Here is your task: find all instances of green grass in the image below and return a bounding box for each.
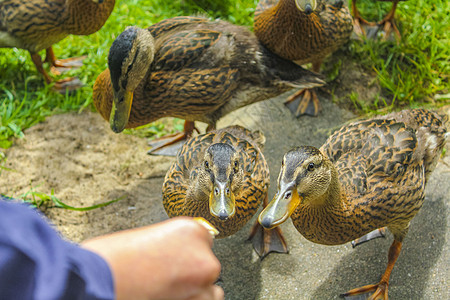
[344,0,449,111]
[0,0,448,152]
[2,187,124,211]
[0,0,257,150]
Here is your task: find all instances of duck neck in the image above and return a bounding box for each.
[313,165,343,209]
[64,0,115,35]
[293,164,357,245]
[254,0,323,61]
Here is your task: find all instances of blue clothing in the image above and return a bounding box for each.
[0,198,115,300]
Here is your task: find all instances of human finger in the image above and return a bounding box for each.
[171,217,216,247]
[185,285,224,300]
[193,217,219,238]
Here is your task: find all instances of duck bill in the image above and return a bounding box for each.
[258,185,302,230]
[110,91,133,133]
[209,181,236,220]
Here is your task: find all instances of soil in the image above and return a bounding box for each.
[0,111,173,242]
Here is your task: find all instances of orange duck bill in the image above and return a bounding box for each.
[258,182,302,229]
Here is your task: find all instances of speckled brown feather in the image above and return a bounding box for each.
[284,109,447,245]
[93,16,324,130]
[254,0,353,64]
[162,125,269,238]
[0,0,115,52]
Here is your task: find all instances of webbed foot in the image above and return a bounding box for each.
[148,121,198,156]
[248,221,288,260]
[284,88,321,117]
[50,56,87,75]
[341,281,388,300]
[53,77,84,94]
[352,227,386,248]
[147,132,188,156]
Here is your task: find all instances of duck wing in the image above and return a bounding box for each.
[143,27,240,120]
[321,118,418,197]
[148,16,209,38]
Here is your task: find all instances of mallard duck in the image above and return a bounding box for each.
[162,125,287,257]
[92,16,324,155]
[0,0,115,90]
[254,0,353,117]
[352,0,406,40]
[258,108,448,299]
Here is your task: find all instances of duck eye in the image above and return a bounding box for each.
[233,160,239,173]
[204,161,209,170]
[307,163,315,171]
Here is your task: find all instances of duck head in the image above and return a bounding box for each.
[107,26,155,133]
[259,146,332,229]
[196,143,244,221]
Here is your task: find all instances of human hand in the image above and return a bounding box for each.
[82,217,223,300]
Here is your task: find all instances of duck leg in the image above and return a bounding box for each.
[351,0,376,37]
[341,239,402,300]
[45,47,85,91]
[284,61,322,117]
[248,193,289,259]
[30,52,52,84]
[148,120,198,156]
[45,47,86,74]
[30,50,83,93]
[378,1,401,41]
[351,227,386,248]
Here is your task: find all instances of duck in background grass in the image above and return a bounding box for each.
[92,16,324,156]
[352,0,407,40]
[258,108,448,299]
[163,125,288,258]
[253,0,353,117]
[0,0,115,91]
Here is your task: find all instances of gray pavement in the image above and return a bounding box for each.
[210,91,449,299]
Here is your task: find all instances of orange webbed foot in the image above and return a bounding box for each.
[377,1,401,42]
[45,47,86,75]
[351,227,386,248]
[248,220,289,260]
[284,88,321,117]
[52,77,84,94]
[378,19,401,42]
[147,132,189,156]
[148,121,199,156]
[351,0,376,39]
[341,281,388,300]
[50,56,87,75]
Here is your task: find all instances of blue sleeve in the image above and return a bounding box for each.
[0,199,115,300]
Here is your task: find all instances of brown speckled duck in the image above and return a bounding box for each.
[352,0,407,40]
[259,109,448,299]
[93,16,324,155]
[254,0,353,117]
[0,0,115,90]
[162,125,287,257]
